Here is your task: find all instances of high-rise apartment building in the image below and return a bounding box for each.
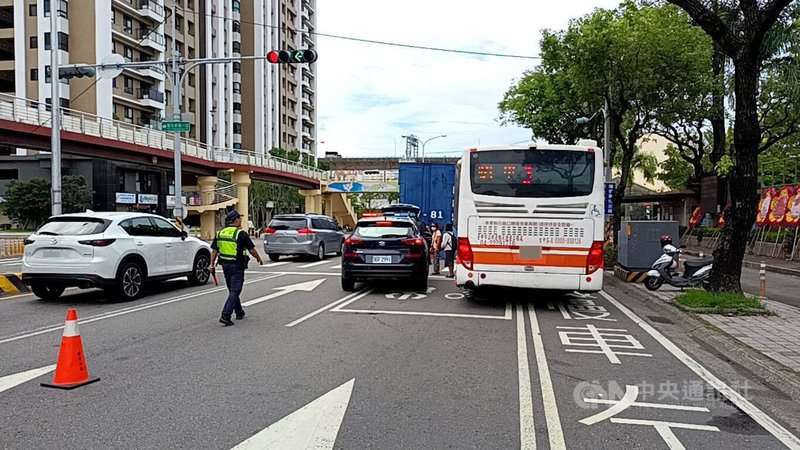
[5,0,316,158]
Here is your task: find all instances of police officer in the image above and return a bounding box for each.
[209,210,264,326]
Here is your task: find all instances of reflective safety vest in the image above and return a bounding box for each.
[216,227,245,262]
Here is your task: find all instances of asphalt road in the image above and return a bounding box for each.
[1,257,799,449]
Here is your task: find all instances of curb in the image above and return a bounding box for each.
[0,273,29,296]
[683,249,800,277]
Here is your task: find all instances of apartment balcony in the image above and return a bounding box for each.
[233,112,242,124]
[302,33,314,48]
[130,64,166,81]
[302,66,314,79]
[137,88,165,108]
[232,72,241,83]
[137,28,166,52]
[233,92,242,103]
[301,96,313,111]
[138,0,164,21]
[233,134,242,145]
[302,0,314,14]
[302,80,315,95]
[301,129,313,142]
[302,14,313,31]
[232,31,241,43]
[301,112,314,125]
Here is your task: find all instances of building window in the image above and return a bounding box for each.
[232,0,240,12]
[175,14,182,31]
[29,4,36,16]
[123,15,133,34]
[44,66,67,84]
[233,102,241,113]
[30,69,38,81]
[187,21,194,36]
[188,73,195,87]
[112,76,116,88]
[232,62,240,73]
[123,76,133,94]
[30,36,37,49]
[187,0,193,9]
[111,9,115,24]
[43,0,68,18]
[0,169,19,180]
[232,42,240,54]
[188,98,195,112]
[123,46,133,61]
[232,21,240,33]
[124,106,133,123]
[44,32,69,51]
[188,47,194,59]
[233,123,242,134]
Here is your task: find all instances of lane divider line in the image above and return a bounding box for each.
[515,304,536,450]
[297,260,331,269]
[0,274,283,345]
[0,364,56,394]
[527,305,566,449]
[285,289,372,328]
[333,309,512,320]
[599,290,800,448]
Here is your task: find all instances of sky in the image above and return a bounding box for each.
[315,0,621,158]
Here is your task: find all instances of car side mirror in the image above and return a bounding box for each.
[181,230,188,240]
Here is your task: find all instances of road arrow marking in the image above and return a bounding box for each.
[385,287,436,300]
[232,378,355,449]
[0,365,56,393]
[298,260,330,269]
[242,279,326,307]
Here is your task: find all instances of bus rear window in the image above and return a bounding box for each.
[470,149,594,198]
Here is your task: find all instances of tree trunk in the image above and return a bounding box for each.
[710,43,727,167]
[611,142,635,242]
[708,55,761,293]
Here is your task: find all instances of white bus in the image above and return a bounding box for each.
[454,140,605,292]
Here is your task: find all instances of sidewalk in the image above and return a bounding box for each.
[627,281,800,374]
[684,244,800,277]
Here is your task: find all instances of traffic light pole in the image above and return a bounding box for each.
[170,3,184,223]
[50,4,61,215]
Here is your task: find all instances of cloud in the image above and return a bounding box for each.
[316,0,621,157]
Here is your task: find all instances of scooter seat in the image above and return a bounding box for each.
[684,258,713,268]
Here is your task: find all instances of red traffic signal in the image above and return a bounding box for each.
[266,49,317,64]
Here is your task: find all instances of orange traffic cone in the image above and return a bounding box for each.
[41,309,100,390]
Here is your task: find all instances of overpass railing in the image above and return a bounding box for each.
[0,93,323,181]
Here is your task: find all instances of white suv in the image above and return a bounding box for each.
[22,212,212,301]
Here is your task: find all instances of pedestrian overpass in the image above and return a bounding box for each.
[0,93,357,237]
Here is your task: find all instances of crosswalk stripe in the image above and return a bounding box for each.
[262,261,290,268]
[298,260,331,269]
[329,264,342,269]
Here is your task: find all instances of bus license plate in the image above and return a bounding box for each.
[372,255,392,264]
[519,246,542,259]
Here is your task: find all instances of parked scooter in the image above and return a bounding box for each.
[644,235,713,291]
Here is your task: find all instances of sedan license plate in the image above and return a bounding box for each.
[372,255,392,264]
[43,249,66,258]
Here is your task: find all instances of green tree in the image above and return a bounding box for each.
[667,0,797,293]
[4,175,92,229]
[657,145,697,190]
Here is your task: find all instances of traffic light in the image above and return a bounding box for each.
[266,49,318,64]
[56,64,96,80]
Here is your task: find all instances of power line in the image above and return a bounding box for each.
[194,10,541,60]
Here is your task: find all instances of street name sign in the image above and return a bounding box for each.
[161,121,191,133]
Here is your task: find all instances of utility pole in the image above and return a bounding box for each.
[603,97,612,183]
[50,1,61,215]
[170,4,184,222]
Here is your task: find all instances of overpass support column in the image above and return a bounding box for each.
[197,176,218,241]
[232,170,252,227]
[299,189,323,214]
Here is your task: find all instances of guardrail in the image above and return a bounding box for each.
[0,93,324,181]
[0,238,24,257]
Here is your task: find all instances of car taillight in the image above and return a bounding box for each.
[23,238,35,245]
[78,239,117,247]
[375,221,393,226]
[458,237,473,270]
[297,228,315,235]
[586,241,604,274]
[401,238,425,246]
[344,237,363,246]
[264,228,277,234]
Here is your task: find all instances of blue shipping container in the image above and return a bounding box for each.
[398,163,456,227]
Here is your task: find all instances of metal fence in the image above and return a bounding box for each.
[0,93,323,181]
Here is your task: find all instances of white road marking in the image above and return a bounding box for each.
[556,303,571,320]
[261,261,290,268]
[329,264,342,269]
[297,260,331,269]
[515,304,536,450]
[0,259,22,265]
[251,271,341,277]
[0,365,56,393]
[242,279,326,307]
[527,305,566,449]
[583,399,709,412]
[0,274,283,345]
[599,290,800,448]
[285,289,372,328]
[332,308,513,320]
[232,378,355,450]
[579,384,639,426]
[610,419,719,450]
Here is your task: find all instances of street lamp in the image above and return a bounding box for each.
[422,135,447,163]
[575,98,611,183]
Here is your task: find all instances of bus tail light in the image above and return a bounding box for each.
[586,241,604,274]
[458,237,474,270]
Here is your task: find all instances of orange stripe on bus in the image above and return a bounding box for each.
[472,252,586,267]
[471,245,590,252]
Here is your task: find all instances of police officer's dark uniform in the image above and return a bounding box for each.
[210,210,263,326]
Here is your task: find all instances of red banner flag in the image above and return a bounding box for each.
[756,187,776,228]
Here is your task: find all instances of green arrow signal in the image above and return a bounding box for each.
[292,51,303,62]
